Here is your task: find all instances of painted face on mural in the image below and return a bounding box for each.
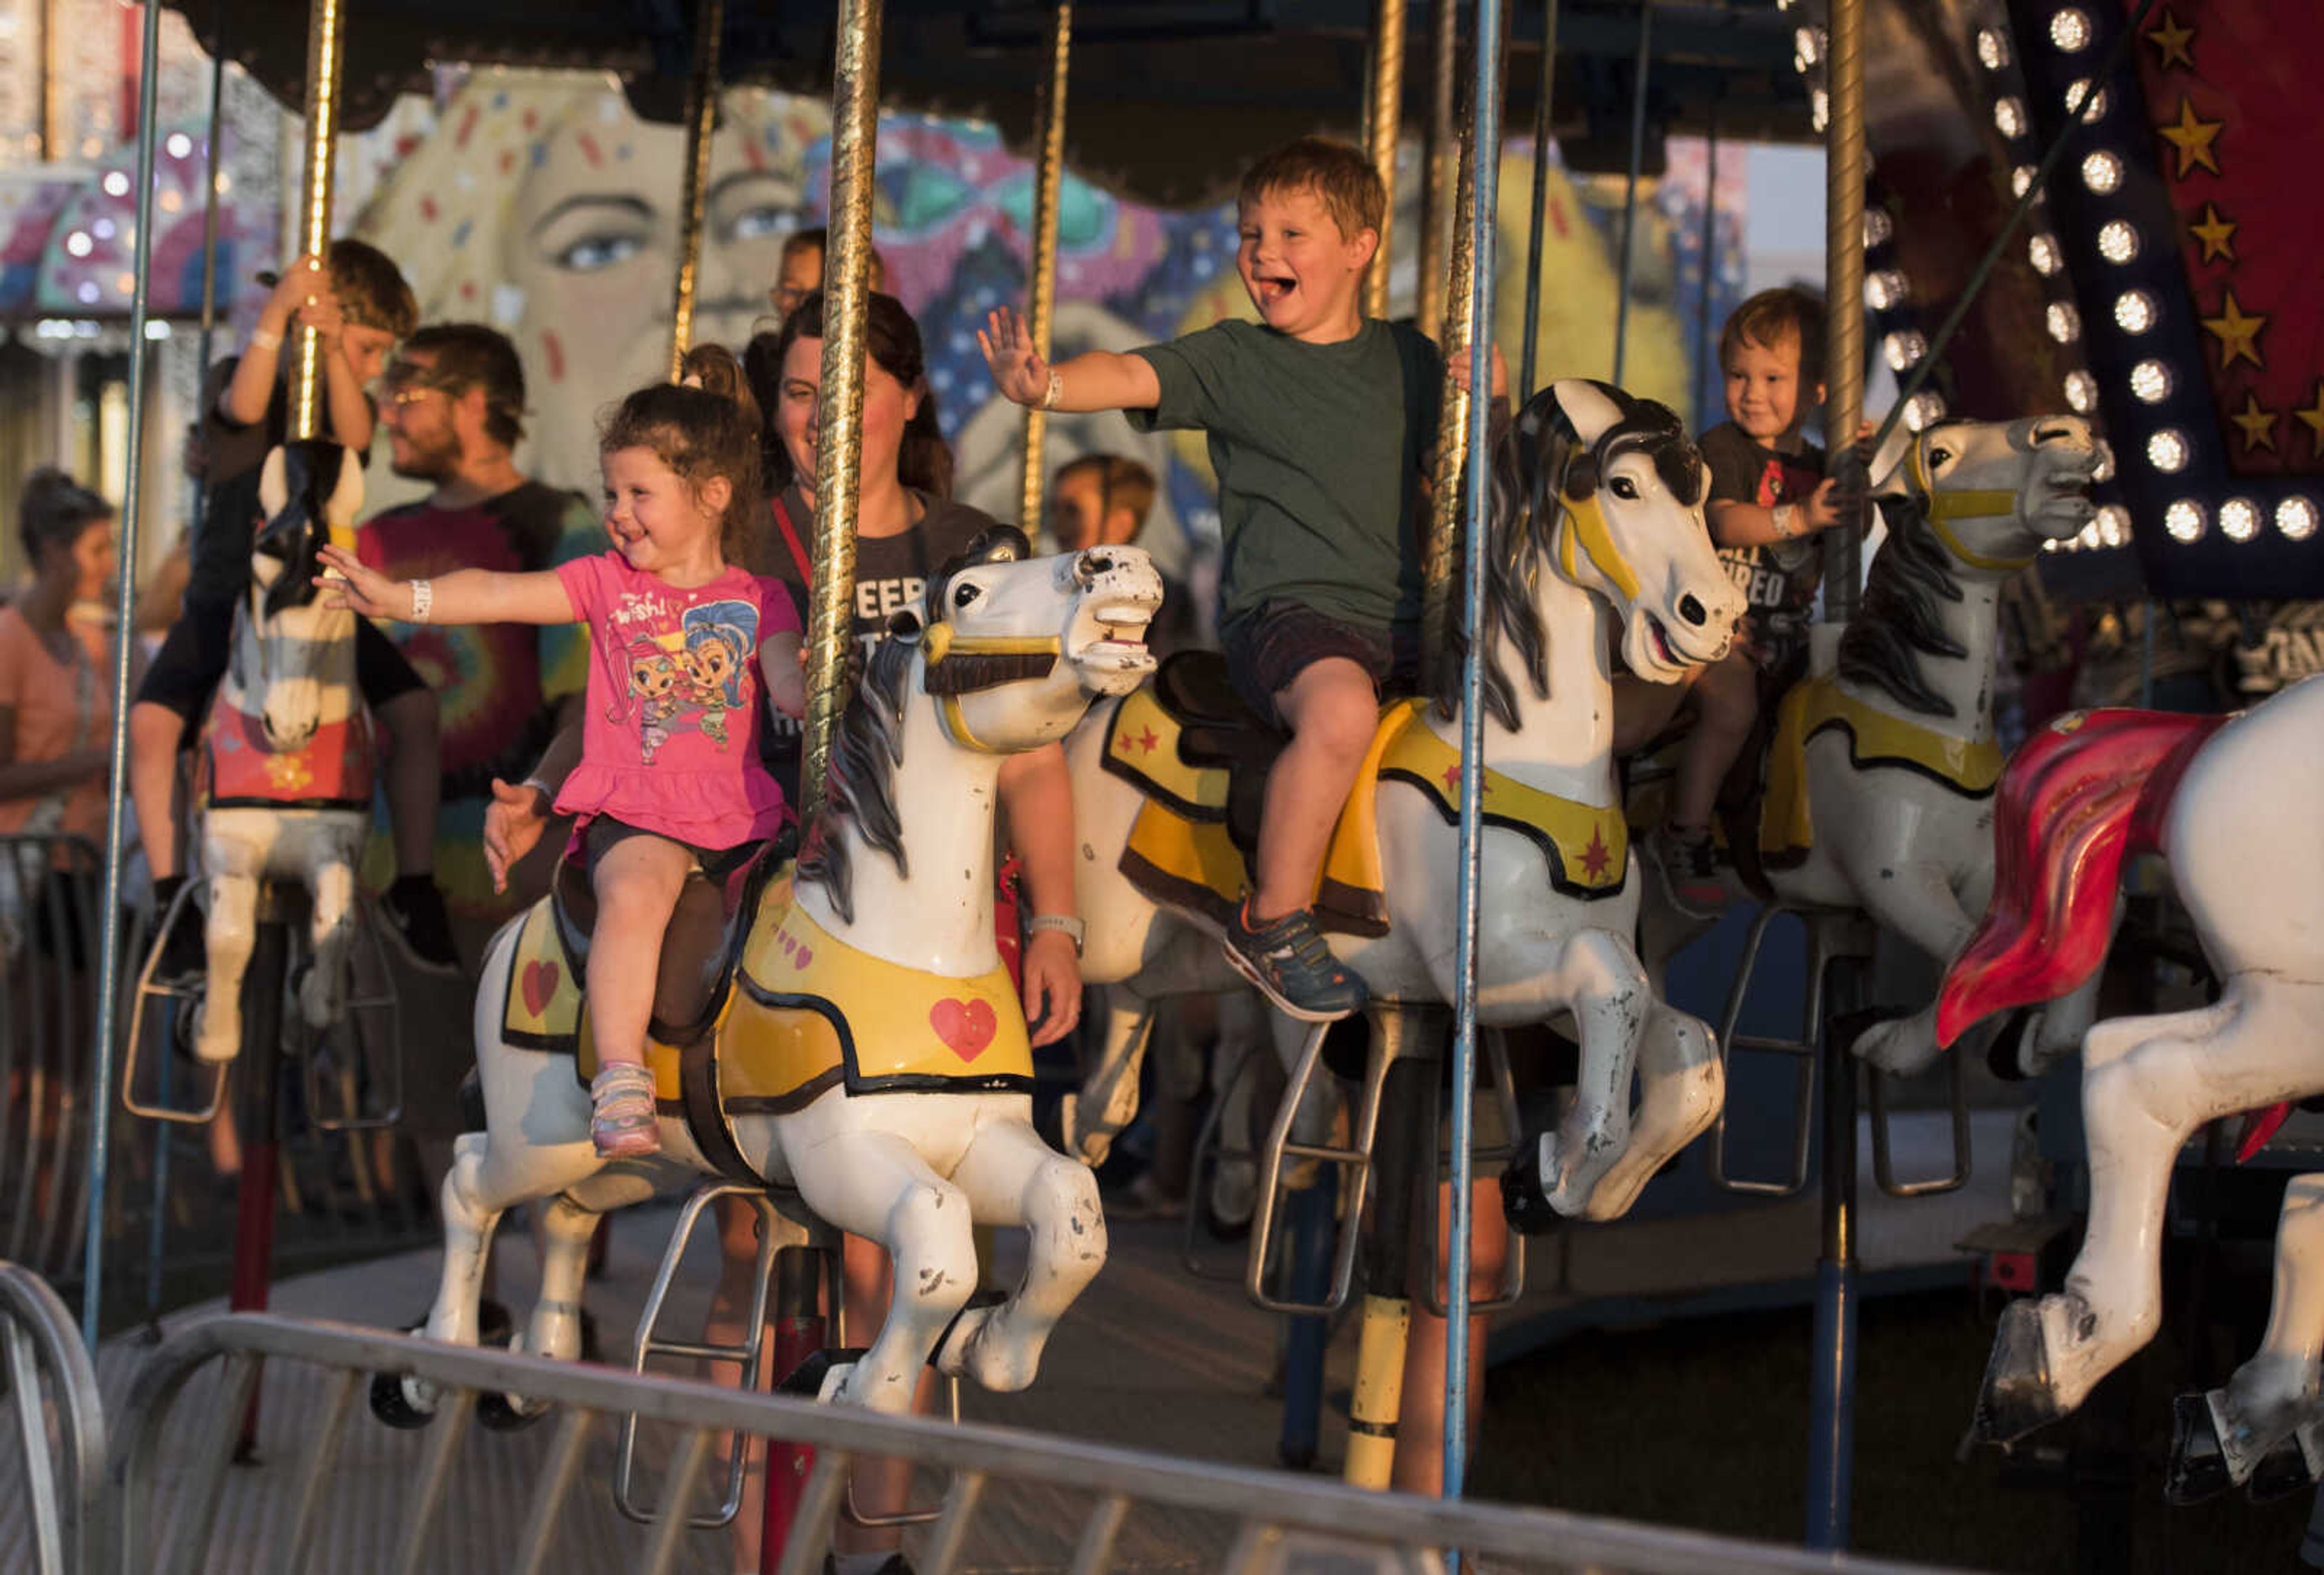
[774,334,923,507]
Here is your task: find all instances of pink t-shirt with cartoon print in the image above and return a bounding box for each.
[552,551,798,850]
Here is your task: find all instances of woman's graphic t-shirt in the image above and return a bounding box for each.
[551,551,799,850]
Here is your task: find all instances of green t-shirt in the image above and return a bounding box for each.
[1128,317,1439,636]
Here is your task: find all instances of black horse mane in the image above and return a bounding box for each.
[1836,489,1968,717]
[1432,381,1702,731]
[793,525,1035,926]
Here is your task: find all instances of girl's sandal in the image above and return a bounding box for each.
[589,1064,661,1159]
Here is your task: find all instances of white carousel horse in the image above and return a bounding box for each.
[1066,379,1744,1223]
[1634,415,2102,1079]
[383,531,1160,1422]
[185,448,374,1065]
[1934,674,2324,1446]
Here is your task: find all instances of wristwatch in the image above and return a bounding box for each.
[1027,913,1085,956]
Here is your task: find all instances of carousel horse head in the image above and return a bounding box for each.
[913,526,1164,752]
[1874,415,2099,575]
[1449,377,1742,729]
[236,441,365,751]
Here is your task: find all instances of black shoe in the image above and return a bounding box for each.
[380,875,461,973]
[1222,899,1365,1022]
[148,875,207,985]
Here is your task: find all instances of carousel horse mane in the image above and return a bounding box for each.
[1433,380,1701,732]
[1836,488,1968,718]
[795,525,1040,927]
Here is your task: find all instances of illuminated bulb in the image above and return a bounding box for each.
[2147,430,2189,473]
[1811,90,1830,133]
[2066,80,2108,122]
[2011,166,2036,199]
[1995,98,2027,138]
[2093,441,2115,483]
[1883,331,1928,370]
[1863,209,1892,248]
[2064,370,2096,413]
[164,132,192,160]
[1866,270,1908,310]
[1795,27,1823,65]
[2029,234,2063,275]
[2047,303,2081,343]
[101,170,128,197]
[2220,498,2260,542]
[2097,220,2139,263]
[64,230,90,258]
[2164,501,2206,542]
[2081,150,2123,193]
[2076,521,2103,551]
[2114,290,2157,333]
[2278,496,2319,541]
[1903,392,1947,432]
[2051,8,2092,51]
[2130,360,2171,403]
[1977,28,2010,69]
[2096,505,2130,548]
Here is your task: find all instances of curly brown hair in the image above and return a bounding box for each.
[598,344,764,562]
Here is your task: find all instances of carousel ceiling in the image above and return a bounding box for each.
[162,0,1808,205]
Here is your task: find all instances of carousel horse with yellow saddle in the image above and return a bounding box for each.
[1629,415,2103,1087]
[1064,377,1745,1236]
[370,529,1161,1427]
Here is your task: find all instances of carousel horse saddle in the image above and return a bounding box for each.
[1758,672,2004,867]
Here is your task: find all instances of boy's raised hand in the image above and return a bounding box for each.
[316,543,400,619]
[977,307,1051,407]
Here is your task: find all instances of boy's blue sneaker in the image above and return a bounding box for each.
[1222,899,1366,1022]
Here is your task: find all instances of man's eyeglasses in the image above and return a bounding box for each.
[382,362,464,405]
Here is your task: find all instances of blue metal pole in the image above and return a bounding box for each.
[82,0,168,1354]
[1610,0,1652,384]
[1444,0,1505,1512]
[1276,1179,1333,1471]
[1805,951,1862,1548]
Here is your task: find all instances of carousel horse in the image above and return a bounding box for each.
[1065,379,1744,1226]
[1633,415,2102,1079]
[183,446,375,1066]
[375,531,1161,1424]
[1934,675,2324,1448]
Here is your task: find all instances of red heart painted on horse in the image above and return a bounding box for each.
[928,997,997,1062]
[520,959,560,1017]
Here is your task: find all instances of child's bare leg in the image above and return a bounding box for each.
[1391,1175,1503,1496]
[833,1234,937,1562]
[1672,651,1756,831]
[1253,657,1377,921]
[585,833,691,1156]
[1610,668,1698,756]
[128,701,188,880]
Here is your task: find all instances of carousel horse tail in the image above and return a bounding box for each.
[1936,708,2227,1049]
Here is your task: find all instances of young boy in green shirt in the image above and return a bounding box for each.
[982,137,1498,1021]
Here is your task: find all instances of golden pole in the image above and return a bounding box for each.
[1420,119,1477,686]
[667,0,725,382]
[1017,1,1073,534]
[1414,0,1459,344]
[288,0,346,441]
[801,0,885,824]
[1360,0,1407,321]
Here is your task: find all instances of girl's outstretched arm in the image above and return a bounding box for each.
[759,630,806,720]
[318,543,577,626]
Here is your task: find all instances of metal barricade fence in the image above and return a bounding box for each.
[0,833,438,1310]
[106,1310,1965,1575]
[0,1262,106,1575]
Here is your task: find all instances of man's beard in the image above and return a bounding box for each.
[390,431,462,482]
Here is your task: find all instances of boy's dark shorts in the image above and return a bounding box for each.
[581,816,765,884]
[136,595,428,743]
[1221,598,1420,727]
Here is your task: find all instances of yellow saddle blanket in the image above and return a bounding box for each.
[1760,674,2005,861]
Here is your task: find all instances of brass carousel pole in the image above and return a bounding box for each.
[799,0,886,823]
[287,0,346,442]
[1515,0,1557,400]
[1360,0,1406,322]
[1414,0,1459,343]
[1420,121,1477,686]
[1017,1,1072,536]
[1609,0,1652,385]
[667,0,725,381]
[79,0,171,1355]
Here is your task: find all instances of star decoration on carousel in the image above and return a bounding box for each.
[2145,9,2197,71]
[2188,203,2237,263]
[2202,289,2267,370]
[1440,762,1463,796]
[2158,96,2224,179]
[2297,383,2324,458]
[1578,827,1612,882]
[2230,394,2278,454]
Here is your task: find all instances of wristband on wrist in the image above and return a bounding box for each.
[1039,367,1064,412]
[1772,503,1800,539]
[1026,913,1085,956]
[518,775,553,807]
[409,578,434,623]
[249,326,283,352]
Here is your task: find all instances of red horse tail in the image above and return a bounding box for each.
[1935,708,2227,1048]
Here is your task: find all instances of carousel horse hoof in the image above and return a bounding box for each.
[2243,1434,2314,1505]
[2165,1392,2236,1505]
[1984,1010,2036,1083]
[931,1289,1008,1379]
[1826,1004,1911,1065]
[1498,1137,1561,1237]
[777,1346,867,1402]
[369,1369,435,1430]
[1974,1299,2066,1445]
[478,1389,550,1432]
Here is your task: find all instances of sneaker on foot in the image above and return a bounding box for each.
[381,874,462,974]
[1647,824,1726,919]
[589,1064,661,1159]
[1222,899,1365,1022]
[148,875,208,985]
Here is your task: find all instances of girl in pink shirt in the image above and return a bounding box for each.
[325,358,804,1157]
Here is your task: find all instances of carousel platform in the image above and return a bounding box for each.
[55,1106,2006,1573]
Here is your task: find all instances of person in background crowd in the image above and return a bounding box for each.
[769,226,887,324]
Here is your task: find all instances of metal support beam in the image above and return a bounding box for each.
[1610,0,1652,386]
[1515,0,1557,401]
[1361,0,1407,321]
[1415,0,1459,343]
[668,0,726,381]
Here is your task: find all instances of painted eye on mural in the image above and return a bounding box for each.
[551,231,646,272]
[727,203,791,243]
[713,173,803,247]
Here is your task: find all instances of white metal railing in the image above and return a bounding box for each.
[0,1263,107,1575]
